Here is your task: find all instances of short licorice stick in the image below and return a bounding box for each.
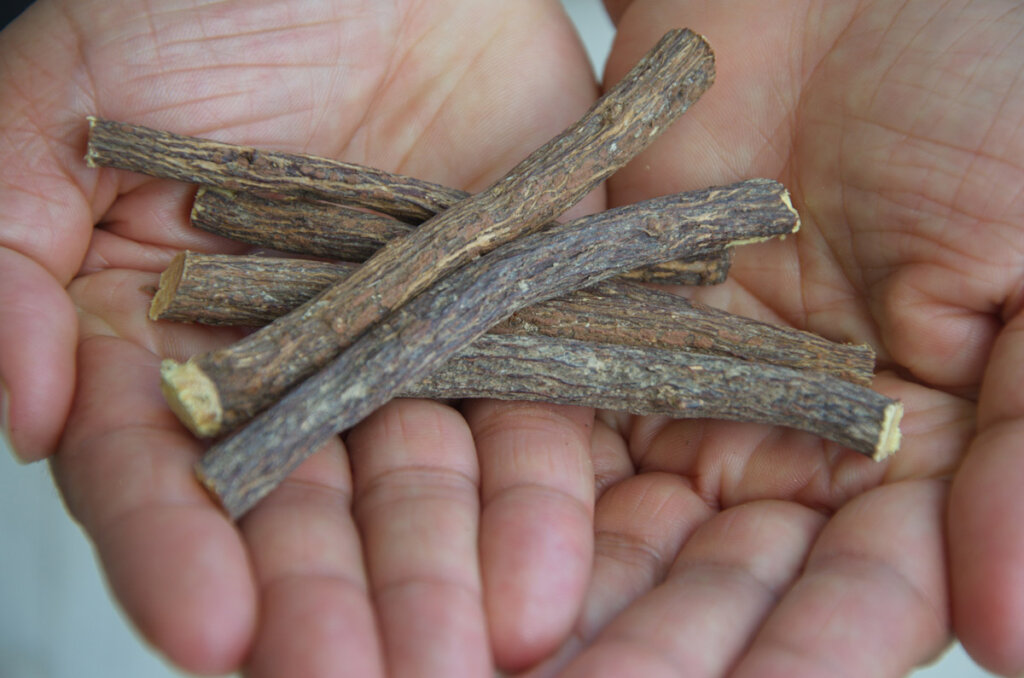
[406,334,900,461]
[149,253,358,326]
[190,188,414,262]
[160,29,717,437]
[85,119,462,223]
[195,178,800,518]
[150,250,875,385]
[189,185,732,284]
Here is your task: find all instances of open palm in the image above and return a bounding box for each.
[0,1,605,675]
[6,0,1024,677]
[510,1,1023,676]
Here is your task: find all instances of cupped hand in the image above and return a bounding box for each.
[10,0,1023,676]
[1,1,604,675]
[506,1,1023,676]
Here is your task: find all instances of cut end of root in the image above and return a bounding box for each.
[190,187,208,220]
[161,359,223,437]
[149,252,187,320]
[84,116,100,167]
[193,460,232,516]
[873,401,903,461]
[780,188,801,234]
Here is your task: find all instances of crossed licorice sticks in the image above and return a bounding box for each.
[86,29,901,519]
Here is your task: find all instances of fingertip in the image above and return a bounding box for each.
[348,399,489,677]
[559,640,681,678]
[949,423,1024,677]
[0,248,77,462]
[1,377,20,464]
[465,401,596,671]
[482,486,593,670]
[97,506,257,675]
[246,577,384,678]
[240,443,383,678]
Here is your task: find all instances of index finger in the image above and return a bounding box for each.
[949,312,1024,676]
[0,249,78,461]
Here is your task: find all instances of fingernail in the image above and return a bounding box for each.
[0,377,24,464]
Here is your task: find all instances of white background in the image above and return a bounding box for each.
[0,1,1000,676]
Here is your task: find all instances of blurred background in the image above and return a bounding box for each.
[0,0,1000,676]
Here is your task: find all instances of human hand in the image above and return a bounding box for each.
[0,1,604,675]
[504,1,1021,676]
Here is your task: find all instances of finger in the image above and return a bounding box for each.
[949,313,1024,675]
[521,472,714,677]
[591,412,636,497]
[580,473,716,639]
[89,177,266,262]
[462,400,595,671]
[601,1,632,25]
[240,438,384,678]
[0,249,77,462]
[729,481,950,678]
[50,335,256,675]
[557,499,824,678]
[80,181,250,277]
[346,399,488,678]
[50,267,258,673]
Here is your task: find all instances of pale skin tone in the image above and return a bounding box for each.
[1,0,1022,676]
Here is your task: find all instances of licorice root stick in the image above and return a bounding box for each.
[196,178,799,518]
[161,29,717,436]
[189,185,732,285]
[150,250,876,385]
[84,122,462,224]
[408,334,901,461]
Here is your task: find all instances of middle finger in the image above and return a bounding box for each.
[347,398,488,678]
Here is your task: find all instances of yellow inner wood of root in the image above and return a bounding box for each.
[149,252,186,320]
[725,189,801,249]
[873,401,903,461]
[160,359,222,437]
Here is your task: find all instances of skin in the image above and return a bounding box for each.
[1,1,1022,677]
[2,1,600,675]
